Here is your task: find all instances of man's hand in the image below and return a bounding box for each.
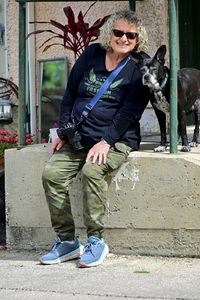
[86,140,110,165]
[50,137,66,156]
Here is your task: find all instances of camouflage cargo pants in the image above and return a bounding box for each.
[42,142,131,241]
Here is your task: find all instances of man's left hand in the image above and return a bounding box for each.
[86,140,111,165]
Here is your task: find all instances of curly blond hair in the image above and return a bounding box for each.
[98,10,148,52]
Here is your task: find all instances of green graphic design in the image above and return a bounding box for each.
[110,79,123,89]
[89,69,97,83]
[85,69,123,99]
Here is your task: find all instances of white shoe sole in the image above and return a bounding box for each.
[40,245,84,265]
[79,244,109,268]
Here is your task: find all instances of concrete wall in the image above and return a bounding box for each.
[5,144,200,257]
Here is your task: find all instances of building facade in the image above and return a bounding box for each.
[2,0,200,137]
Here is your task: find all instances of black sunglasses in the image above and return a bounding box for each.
[112,29,138,40]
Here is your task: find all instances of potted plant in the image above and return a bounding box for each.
[27,1,110,60]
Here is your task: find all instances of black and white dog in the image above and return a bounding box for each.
[139,45,200,152]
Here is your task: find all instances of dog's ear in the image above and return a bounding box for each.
[131,50,150,60]
[131,51,150,67]
[154,45,167,64]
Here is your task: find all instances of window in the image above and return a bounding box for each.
[38,57,68,142]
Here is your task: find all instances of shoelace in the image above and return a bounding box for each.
[51,240,61,251]
[84,240,99,256]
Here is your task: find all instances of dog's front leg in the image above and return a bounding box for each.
[152,103,167,152]
[190,99,200,147]
[178,108,190,152]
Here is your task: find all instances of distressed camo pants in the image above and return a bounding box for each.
[42,142,131,241]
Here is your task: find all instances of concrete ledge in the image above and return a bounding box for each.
[5,143,200,257]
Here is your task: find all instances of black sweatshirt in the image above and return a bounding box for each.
[59,43,149,150]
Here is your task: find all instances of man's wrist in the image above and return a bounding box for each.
[101,138,110,146]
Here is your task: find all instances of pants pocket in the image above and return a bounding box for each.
[113,142,132,158]
[106,142,132,170]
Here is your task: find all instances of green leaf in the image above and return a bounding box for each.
[110,79,123,89]
[89,69,96,82]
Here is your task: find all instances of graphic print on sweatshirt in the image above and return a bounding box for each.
[85,69,123,100]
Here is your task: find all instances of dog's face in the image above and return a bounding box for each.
[140,45,167,91]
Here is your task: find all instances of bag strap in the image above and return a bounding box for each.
[77,55,130,124]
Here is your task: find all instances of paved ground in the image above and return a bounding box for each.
[0,248,200,300]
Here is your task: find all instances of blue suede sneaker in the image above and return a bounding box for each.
[78,236,109,268]
[40,237,84,265]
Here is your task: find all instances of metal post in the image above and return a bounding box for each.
[129,0,136,11]
[169,0,178,153]
[18,2,26,145]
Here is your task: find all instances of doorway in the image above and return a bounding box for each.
[178,0,200,68]
[178,0,200,125]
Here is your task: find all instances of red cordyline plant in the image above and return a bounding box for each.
[27,2,110,60]
[0,129,33,157]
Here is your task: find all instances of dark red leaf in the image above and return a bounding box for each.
[87,29,100,38]
[50,20,66,32]
[39,35,64,49]
[77,11,84,24]
[29,21,50,24]
[88,15,110,31]
[83,1,97,18]
[63,7,76,29]
[26,29,59,39]
[43,43,69,52]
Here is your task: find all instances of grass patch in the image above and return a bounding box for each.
[133,269,150,274]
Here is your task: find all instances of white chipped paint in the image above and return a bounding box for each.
[112,162,140,191]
